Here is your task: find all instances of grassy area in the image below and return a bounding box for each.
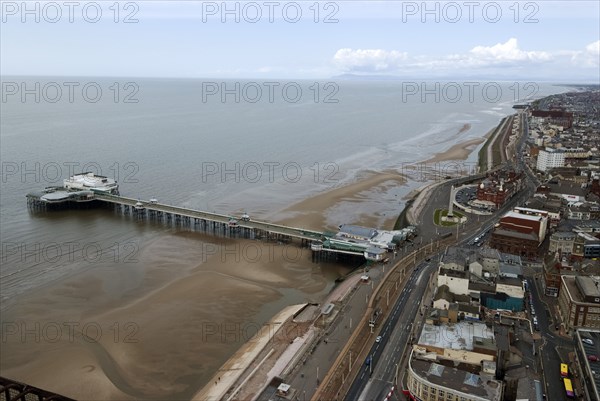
[433,208,465,226]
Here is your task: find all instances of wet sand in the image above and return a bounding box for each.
[0,235,341,400]
[423,137,486,163]
[273,171,408,231]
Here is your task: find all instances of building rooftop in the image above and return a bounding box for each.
[499,252,522,265]
[579,232,600,243]
[576,276,600,298]
[497,276,524,288]
[469,281,496,293]
[573,221,600,231]
[478,248,501,260]
[551,231,577,240]
[418,321,494,351]
[562,275,600,304]
[439,267,469,280]
[337,224,377,239]
[410,354,503,401]
[498,263,523,277]
[441,247,475,267]
[514,206,549,215]
[434,285,470,303]
[504,211,544,222]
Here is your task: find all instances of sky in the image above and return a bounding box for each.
[1,0,599,81]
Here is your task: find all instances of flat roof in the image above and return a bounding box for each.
[562,276,600,304]
[418,321,494,351]
[499,263,522,277]
[551,231,577,239]
[576,276,600,298]
[514,206,548,215]
[504,211,543,222]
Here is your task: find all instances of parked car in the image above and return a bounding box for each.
[588,355,599,362]
[376,336,382,343]
[583,338,595,345]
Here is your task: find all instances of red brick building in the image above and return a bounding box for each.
[490,209,549,258]
[531,110,574,129]
[476,171,523,208]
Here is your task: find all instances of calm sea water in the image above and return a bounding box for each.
[0,78,570,302]
[0,78,569,398]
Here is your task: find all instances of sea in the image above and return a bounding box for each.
[0,77,570,399]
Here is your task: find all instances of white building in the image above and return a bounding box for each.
[536,147,565,172]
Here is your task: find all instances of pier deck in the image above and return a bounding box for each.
[92,192,325,241]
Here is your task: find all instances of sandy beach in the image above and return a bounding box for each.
[424,136,486,163]
[273,171,408,231]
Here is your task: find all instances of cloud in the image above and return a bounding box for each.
[468,38,551,64]
[580,40,600,67]
[331,38,598,77]
[333,48,408,72]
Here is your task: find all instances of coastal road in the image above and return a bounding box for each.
[344,259,436,401]
[286,264,389,401]
[529,276,574,400]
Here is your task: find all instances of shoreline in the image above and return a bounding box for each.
[399,115,514,228]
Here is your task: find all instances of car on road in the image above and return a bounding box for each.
[588,355,599,362]
[376,336,382,343]
[583,338,595,345]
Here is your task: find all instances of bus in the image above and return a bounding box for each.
[564,378,574,399]
[560,363,569,378]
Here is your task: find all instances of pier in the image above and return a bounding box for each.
[26,189,394,261]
